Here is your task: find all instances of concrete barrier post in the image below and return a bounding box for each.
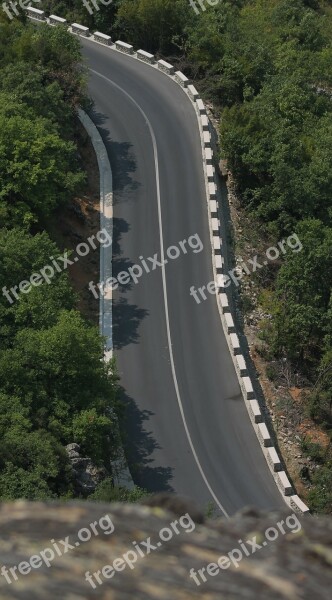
[49,15,67,26]
[175,71,189,87]
[26,7,45,20]
[71,23,90,36]
[115,41,134,54]
[157,60,174,75]
[94,32,112,46]
[137,50,155,64]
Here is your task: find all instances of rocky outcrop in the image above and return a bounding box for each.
[66,443,106,495]
[0,495,330,599]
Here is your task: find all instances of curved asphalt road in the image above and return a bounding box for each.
[81,38,286,516]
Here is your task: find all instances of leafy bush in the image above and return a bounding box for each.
[90,479,149,503]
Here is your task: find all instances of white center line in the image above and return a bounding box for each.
[90,68,230,518]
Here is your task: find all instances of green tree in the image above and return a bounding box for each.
[0,97,84,227]
[0,227,76,345]
[0,464,53,501]
[73,409,113,464]
[115,0,188,53]
[13,23,85,105]
[0,63,74,134]
[272,220,332,363]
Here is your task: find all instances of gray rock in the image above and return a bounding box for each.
[0,497,330,599]
[66,443,107,496]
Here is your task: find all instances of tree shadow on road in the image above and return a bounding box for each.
[112,216,149,347]
[87,107,140,202]
[113,297,148,349]
[118,387,174,493]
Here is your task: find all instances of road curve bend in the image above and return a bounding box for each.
[81,38,286,516]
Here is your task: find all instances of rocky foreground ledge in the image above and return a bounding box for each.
[0,495,330,599]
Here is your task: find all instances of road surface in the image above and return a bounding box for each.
[81,38,286,516]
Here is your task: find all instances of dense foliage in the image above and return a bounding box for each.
[0,17,118,500]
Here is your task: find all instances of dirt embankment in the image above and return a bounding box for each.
[47,121,101,323]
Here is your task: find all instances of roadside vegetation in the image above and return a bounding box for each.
[190,0,332,514]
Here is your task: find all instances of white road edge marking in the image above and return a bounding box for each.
[90,68,230,519]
